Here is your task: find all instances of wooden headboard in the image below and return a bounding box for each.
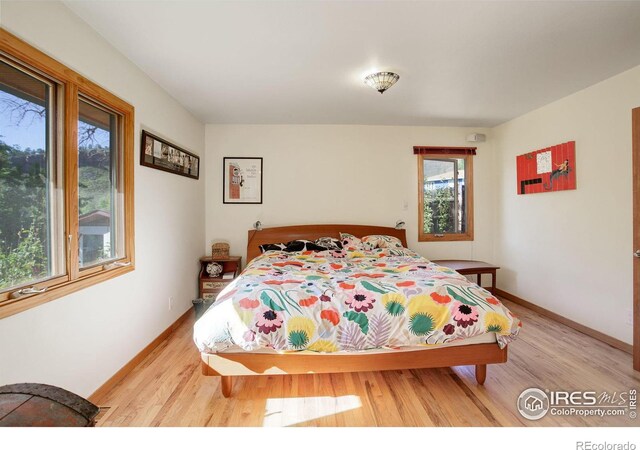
[246,224,407,263]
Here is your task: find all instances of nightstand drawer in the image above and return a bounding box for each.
[202,281,227,290]
[202,292,218,300]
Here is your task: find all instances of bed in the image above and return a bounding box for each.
[195,224,520,397]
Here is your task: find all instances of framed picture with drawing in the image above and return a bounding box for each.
[223,157,263,204]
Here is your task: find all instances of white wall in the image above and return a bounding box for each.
[205,125,495,265]
[0,1,205,397]
[493,64,640,345]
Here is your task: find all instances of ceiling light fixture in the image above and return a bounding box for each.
[364,71,400,94]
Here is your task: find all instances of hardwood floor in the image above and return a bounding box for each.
[94,300,640,426]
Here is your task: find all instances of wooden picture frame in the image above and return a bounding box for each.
[140,130,199,180]
[223,157,263,204]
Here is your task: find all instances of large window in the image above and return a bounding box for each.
[416,147,475,242]
[0,30,134,318]
[78,98,122,268]
[0,59,63,291]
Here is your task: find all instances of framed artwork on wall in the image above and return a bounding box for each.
[140,130,199,179]
[223,157,263,204]
[516,141,576,195]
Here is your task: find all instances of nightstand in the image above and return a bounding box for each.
[198,256,242,302]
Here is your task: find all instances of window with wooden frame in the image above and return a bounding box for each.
[416,146,475,242]
[0,30,134,318]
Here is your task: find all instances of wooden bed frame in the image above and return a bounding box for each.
[200,224,508,397]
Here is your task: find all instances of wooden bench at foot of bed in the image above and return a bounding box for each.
[201,343,508,397]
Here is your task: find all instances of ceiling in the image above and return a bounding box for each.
[64,1,640,127]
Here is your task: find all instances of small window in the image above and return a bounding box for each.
[0,30,135,318]
[416,147,475,242]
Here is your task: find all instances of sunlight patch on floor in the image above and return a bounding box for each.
[263,395,362,426]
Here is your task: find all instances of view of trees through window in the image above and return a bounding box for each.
[0,33,134,315]
[0,60,52,290]
[0,60,118,291]
[78,98,117,268]
[422,157,466,235]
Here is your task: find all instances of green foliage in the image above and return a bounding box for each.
[0,140,48,288]
[422,185,455,234]
[422,193,433,233]
[78,147,112,215]
[0,139,111,289]
[79,166,111,214]
[0,222,47,290]
[435,186,455,233]
[0,140,47,249]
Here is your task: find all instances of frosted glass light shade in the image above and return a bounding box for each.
[364,72,400,94]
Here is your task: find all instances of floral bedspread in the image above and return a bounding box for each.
[193,248,521,353]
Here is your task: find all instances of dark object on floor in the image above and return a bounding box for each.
[192,297,214,319]
[0,383,99,427]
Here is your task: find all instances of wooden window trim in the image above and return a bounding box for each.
[0,29,135,319]
[413,146,477,156]
[417,154,474,242]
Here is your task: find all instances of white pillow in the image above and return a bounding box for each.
[361,234,403,249]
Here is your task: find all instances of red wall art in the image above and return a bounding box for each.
[516,141,576,195]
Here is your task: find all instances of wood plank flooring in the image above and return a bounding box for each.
[94,300,640,426]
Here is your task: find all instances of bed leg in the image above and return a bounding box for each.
[475,364,487,385]
[220,376,233,398]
